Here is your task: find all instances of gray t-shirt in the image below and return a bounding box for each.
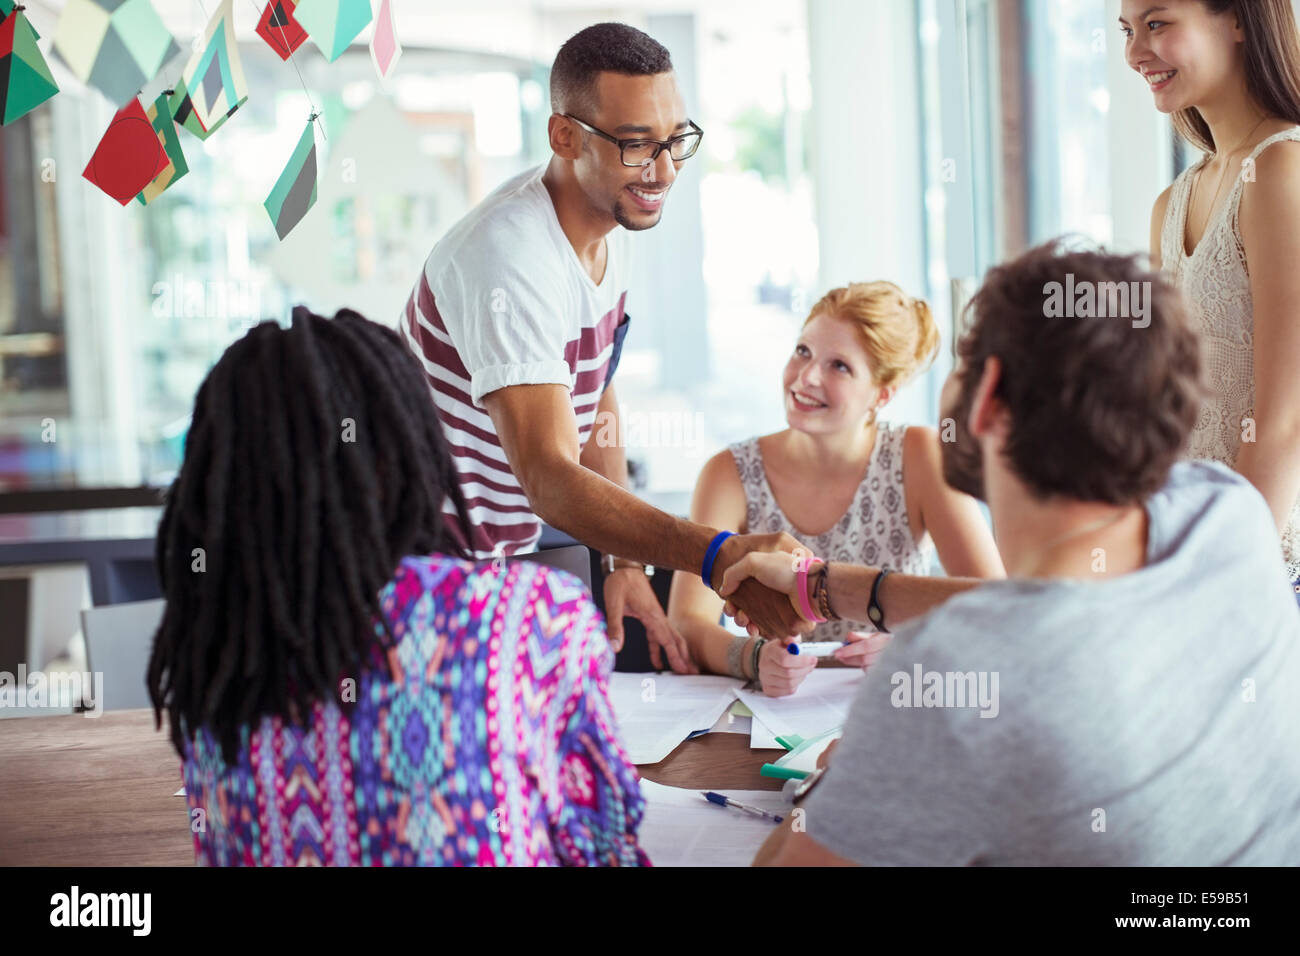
[802,461,1300,865]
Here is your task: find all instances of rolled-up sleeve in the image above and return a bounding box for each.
[439,251,574,408]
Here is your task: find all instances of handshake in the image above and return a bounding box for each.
[705,531,835,641]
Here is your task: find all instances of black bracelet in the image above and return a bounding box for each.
[867,569,891,632]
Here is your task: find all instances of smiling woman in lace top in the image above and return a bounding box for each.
[1125,0,1300,603]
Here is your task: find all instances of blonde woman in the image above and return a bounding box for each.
[1128,0,1300,601]
[667,282,1004,696]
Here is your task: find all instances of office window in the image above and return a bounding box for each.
[1023,0,1113,245]
[615,3,815,507]
[0,39,545,492]
[917,0,1004,389]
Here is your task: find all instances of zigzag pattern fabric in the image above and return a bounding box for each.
[180,554,649,866]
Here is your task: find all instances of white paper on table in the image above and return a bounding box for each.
[736,669,865,748]
[174,788,186,796]
[608,673,742,764]
[637,779,789,866]
[749,715,781,749]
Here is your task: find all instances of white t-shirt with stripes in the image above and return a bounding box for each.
[400,165,631,558]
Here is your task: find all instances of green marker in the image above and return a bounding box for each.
[760,763,808,780]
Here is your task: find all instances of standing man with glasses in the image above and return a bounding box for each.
[400,22,812,672]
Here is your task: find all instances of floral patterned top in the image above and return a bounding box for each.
[180,554,649,866]
[730,422,934,640]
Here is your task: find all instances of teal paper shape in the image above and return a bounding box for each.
[294,0,372,63]
[264,120,318,240]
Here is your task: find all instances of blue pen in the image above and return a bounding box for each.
[787,641,846,656]
[701,791,784,824]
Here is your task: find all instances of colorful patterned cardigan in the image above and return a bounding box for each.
[180,554,650,866]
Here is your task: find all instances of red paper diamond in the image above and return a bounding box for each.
[82,98,168,206]
[256,0,308,61]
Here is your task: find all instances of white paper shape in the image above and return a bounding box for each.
[735,668,865,748]
[637,779,789,867]
[606,672,742,765]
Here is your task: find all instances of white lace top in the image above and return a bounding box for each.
[1160,126,1300,580]
[729,421,934,640]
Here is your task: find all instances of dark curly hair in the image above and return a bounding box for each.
[943,238,1207,504]
[146,307,473,761]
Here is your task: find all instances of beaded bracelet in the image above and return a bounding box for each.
[813,563,841,622]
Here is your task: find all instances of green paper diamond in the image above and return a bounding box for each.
[2,12,59,125]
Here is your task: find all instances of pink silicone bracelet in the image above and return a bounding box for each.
[796,557,828,623]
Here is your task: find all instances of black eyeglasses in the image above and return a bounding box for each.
[562,114,704,167]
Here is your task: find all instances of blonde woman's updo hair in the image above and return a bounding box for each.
[803,281,940,388]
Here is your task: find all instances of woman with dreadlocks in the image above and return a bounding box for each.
[147,307,648,866]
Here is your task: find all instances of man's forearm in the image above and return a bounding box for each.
[753,821,790,866]
[524,447,812,639]
[824,562,981,628]
[676,615,756,678]
[528,455,718,577]
[578,385,630,491]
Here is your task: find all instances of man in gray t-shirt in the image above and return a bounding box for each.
[798,461,1300,865]
[730,242,1300,866]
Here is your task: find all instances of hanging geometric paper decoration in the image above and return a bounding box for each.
[52,0,180,108]
[293,0,372,63]
[82,96,167,206]
[135,91,187,205]
[1,9,59,125]
[169,0,248,141]
[264,120,318,240]
[2,0,39,39]
[2,1,39,38]
[369,0,401,81]
[257,1,308,61]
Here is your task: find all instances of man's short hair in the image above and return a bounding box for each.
[550,22,673,117]
[953,238,1205,504]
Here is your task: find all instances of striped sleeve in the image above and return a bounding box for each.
[432,254,572,408]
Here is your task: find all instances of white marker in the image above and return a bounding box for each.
[786,641,846,657]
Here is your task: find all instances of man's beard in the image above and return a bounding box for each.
[614,200,662,231]
[939,391,987,502]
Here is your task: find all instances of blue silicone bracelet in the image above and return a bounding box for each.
[701,530,734,589]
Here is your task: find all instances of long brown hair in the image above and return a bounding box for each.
[1174,0,1300,152]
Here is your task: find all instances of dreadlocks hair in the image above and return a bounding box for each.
[147,306,474,762]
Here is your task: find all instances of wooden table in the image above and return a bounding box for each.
[0,709,783,866]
